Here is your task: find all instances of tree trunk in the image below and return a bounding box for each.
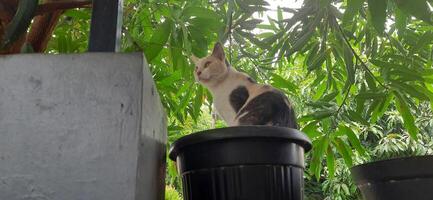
[27,10,64,52]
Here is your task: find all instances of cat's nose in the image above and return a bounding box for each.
[197,71,202,76]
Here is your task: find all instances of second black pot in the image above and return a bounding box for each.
[169,126,312,200]
[351,155,433,200]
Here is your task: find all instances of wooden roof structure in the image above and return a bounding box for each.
[0,0,92,54]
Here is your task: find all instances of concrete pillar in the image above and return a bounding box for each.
[0,53,166,200]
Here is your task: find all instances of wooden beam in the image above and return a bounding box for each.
[34,1,92,16]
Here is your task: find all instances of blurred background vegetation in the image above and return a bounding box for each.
[1,0,433,199]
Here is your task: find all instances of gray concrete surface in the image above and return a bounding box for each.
[0,53,167,200]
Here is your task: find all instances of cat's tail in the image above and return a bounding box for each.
[272,105,298,129]
[270,93,298,129]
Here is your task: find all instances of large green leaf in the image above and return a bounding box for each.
[370,93,393,123]
[182,6,220,20]
[367,0,387,33]
[333,137,353,167]
[391,81,429,101]
[308,49,331,71]
[271,73,299,93]
[144,19,172,62]
[343,0,365,25]
[413,31,433,52]
[326,147,335,179]
[342,42,355,91]
[394,91,419,139]
[395,8,408,33]
[310,136,329,180]
[340,125,367,156]
[299,109,335,122]
[302,121,322,139]
[356,91,386,100]
[347,110,369,125]
[393,0,433,24]
[239,19,263,30]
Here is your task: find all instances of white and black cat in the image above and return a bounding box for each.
[191,42,298,129]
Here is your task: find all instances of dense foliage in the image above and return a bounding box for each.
[38,0,433,199]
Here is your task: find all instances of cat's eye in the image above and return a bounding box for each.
[204,61,211,68]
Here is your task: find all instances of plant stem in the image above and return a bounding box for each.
[335,19,388,90]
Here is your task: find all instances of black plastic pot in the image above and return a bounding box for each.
[169,126,312,200]
[351,155,433,200]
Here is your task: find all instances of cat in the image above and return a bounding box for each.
[191,42,298,129]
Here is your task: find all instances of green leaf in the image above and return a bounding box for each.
[310,136,329,180]
[343,0,364,25]
[271,73,299,93]
[342,43,355,92]
[306,101,335,108]
[341,184,350,195]
[412,85,433,109]
[305,43,320,66]
[367,0,387,33]
[393,0,433,24]
[343,44,355,84]
[189,28,208,57]
[64,9,91,20]
[189,18,224,32]
[239,19,263,30]
[289,30,315,55]
[192,86,204,120]
[371,93,393,123]
[277,6,283,21]
[365,73,377,91]
[144,19,172,62]
[313,81,328,100]
[237,30,270,49]
[347,110,369,125]
[394,91,419,139]
[182,6,220,20]
[395,8,408,33]
[57,34,68,53]
[174,83,194,114]
[356,91,387,100]
[326,147,335,178]
[413,31,433,52]
[299,109,335,122]
[158,71,183,87]
[391,81,429,101]
[356,84,367,113]
[308,49,331,71]
[333,137,353,167]
[302,121,322,139]
[340,125,367,156]
[322,91,339,102]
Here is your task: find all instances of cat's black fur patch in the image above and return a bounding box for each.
[229,86,249,113]
[236,90,298,129]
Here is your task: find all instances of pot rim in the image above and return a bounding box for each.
[351,155,433,169]
[350,155,433,184]
[168,125,312,161]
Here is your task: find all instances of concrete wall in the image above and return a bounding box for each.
[0,53,166,200]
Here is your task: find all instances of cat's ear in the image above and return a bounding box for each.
[190,55,200,65]
[211,42,225,61]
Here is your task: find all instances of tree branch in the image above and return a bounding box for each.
[35,1,92,16]
[335,18,389,89]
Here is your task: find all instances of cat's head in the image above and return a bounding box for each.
[191,42,229,87]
